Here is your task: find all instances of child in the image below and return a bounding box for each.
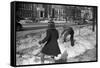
[39,20,61,63]
[60,24,75,46]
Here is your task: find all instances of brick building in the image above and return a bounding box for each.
[16,2,92,23]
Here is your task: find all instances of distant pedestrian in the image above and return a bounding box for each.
[60,24,75,46]
[39,20,61,63]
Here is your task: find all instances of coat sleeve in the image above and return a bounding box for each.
[40,30,50,43]
[57,30,59,39]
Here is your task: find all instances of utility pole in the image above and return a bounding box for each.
[92,7,97,32]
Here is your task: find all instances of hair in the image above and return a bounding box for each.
[48,22,56,29]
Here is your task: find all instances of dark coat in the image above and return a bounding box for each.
[40,29,61,56]
[61,26,74,46]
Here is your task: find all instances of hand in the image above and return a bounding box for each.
[60,35,63,38]
[39,41,42,44]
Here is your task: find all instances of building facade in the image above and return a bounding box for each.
[16,2,93,23]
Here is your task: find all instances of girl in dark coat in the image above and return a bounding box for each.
[39,21,61,63]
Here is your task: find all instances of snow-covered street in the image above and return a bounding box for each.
[16,25,97,65]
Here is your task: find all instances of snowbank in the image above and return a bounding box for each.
[16,25,96,65]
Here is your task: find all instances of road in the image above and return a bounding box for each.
[19,23,66,31]
[19,23,92,31]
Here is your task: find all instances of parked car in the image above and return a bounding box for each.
[18,18,33,24]
[40,20,49,23]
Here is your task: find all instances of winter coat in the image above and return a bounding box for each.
[39,29,61,56]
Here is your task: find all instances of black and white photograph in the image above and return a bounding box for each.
[11,1,97,67]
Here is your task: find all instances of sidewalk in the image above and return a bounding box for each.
[22,23,65,28]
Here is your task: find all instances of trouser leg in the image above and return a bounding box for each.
[41,53,45,64]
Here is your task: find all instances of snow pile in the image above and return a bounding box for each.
[16,31,46,65]
[16,31,56,65]
[57,26,96,60]
[58,36,95,59]
[16,25,96,65]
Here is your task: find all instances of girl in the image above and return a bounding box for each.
[39,20,61,63]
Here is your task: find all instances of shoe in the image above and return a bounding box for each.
[55,59,67,63]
